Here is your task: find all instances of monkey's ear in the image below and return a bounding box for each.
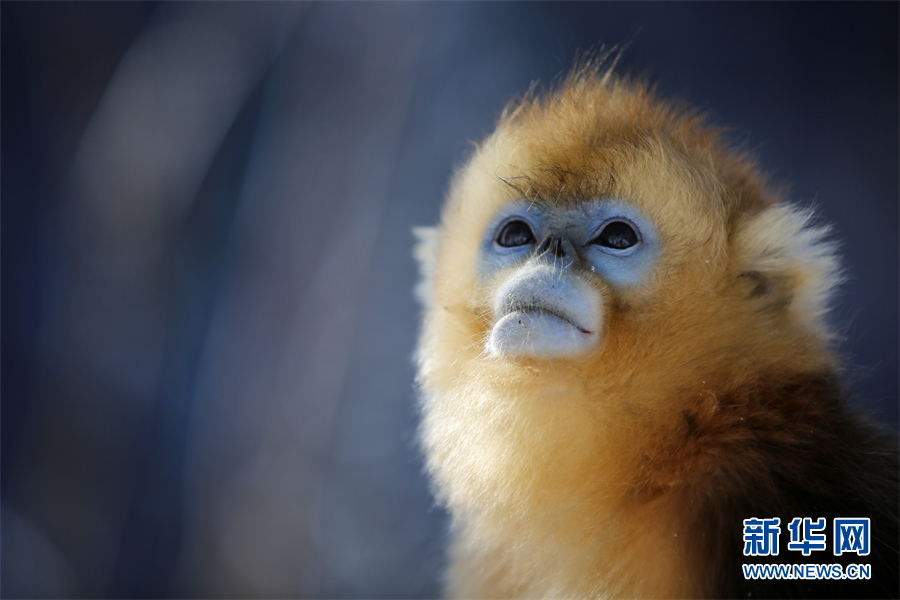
[734,205,842,339]
[413,226,440,306]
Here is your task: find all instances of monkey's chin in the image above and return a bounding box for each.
[487,309,599,358]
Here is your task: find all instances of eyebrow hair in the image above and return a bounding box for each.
[496,163,617,205]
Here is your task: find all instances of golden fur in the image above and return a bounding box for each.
[415,56,897,598]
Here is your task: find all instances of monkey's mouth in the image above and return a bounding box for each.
[488,304,597,358]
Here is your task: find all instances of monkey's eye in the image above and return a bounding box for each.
[592,221,639,250]
[496,219,535,248]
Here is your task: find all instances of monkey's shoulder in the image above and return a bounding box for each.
[688,374,899,599]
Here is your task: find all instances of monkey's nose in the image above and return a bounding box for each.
[536,235,576,260]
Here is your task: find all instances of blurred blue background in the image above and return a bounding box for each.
[2,2,897,597]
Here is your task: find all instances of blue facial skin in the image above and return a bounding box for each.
[479,198,659,290]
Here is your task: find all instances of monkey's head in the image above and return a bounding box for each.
[415,60,841,540]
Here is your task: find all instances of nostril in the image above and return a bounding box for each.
[536,236,553,255]
[552,237,566,258]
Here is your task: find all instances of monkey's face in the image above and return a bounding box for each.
[479,198,658,358]
[435,130,734,381]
